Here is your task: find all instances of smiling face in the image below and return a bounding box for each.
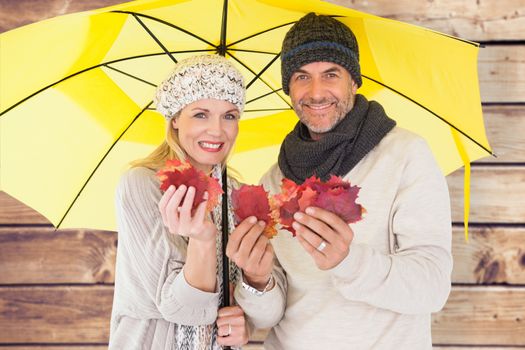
[289,61,358,140]
[172,99,240,173]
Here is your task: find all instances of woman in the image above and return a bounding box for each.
[109,55,249,349]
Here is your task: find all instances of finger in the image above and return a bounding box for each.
[305,207,354,244]
[258,244,275,274]
[236,221,266,264]
[226,216,257,258]
[294,221,328,257]
[165,185,187,231]
[217,323,232,337]
[192,191,209,225]
[178,186,195,232]
[297,232,326,262]
[218,305,243,318]
[245,233,269,268]
[217,309,245,326]
[293,211,339,244]
[158,185,176,225]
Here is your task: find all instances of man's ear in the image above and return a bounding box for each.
[351,80,358,94]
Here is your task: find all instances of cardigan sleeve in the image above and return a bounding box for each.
[233,256,287,329]
[115,167,219,325]
[329,138,453,314]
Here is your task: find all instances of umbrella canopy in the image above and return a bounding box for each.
[0,0,492,231]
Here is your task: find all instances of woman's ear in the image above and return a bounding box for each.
[171,117,178,130]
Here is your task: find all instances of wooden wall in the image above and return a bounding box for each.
[1,0,524,348]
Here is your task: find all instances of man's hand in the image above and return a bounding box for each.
[226,216,274,289]
[293,206,354,270]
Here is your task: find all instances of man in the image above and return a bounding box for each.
[227,12,452,349]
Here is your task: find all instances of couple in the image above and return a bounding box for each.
[109,13,452,350]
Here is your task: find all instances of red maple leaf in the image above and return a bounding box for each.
[156,159,223,213]
[231,185,278,238]
[273,175,366,235]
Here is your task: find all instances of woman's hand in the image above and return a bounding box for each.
[158,184,217,242]
[227,217,274,289]
[216,306,249,347]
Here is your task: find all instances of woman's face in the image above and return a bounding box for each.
[172,99,240,173]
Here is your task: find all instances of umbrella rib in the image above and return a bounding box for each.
[227,52,292,109]
[104,64,157,87]
[55,101,154,229]
[247,53,281,89]
[229,48,279,55]
[0,50,216,118]
[363,75,493,156]
[244,108,290,112]
[246,88,284,104]
[111,10,217,48]
[131,13,177,63]
[227,21,296,47]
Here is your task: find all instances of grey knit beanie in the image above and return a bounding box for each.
[155,55,245,120]
[281,13,362,95]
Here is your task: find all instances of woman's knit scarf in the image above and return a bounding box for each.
[174,165,240,350]
[278,94,396,183]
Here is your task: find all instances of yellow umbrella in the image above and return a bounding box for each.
[0,0,492,235]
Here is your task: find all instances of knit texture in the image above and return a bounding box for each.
[109,165,240,350]
[155,55,245,120]
[281,13,362,94]
[278,94,396,183]
[237,127,453,350]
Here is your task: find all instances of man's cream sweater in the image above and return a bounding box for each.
[235,127,453,350]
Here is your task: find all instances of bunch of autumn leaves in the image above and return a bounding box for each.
[157,160,366,238]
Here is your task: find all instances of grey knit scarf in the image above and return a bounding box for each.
[278,94,396,183]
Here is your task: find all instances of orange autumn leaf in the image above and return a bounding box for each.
[231,184,278,238]
[156,159,223,213]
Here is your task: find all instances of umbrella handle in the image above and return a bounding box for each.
[221,169,232,350]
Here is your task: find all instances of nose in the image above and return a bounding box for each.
[206,116,222,137]
[307,76,324,100]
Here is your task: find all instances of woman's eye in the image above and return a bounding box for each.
[224,113,239,120]
[193,112,206,119]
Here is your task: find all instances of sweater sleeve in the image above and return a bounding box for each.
[329,139,453,314]
[233,256,287,329]
[115,167,219,325]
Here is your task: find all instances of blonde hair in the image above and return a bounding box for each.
[131,112,186,171]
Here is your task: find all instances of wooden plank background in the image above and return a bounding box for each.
[0,0,524,348]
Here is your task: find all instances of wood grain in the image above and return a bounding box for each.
[432,286,525,345]
[3,0,525,41]
[0,286,113,343]
[0,228,116,284]
[1,226,523,285]
[448,166,525,223]
[482,105,525,163]
[0,0,126,33]
[452,226,525,285]
[1,286,522,345]
[0,191,50,225]
[479,46,525,103]
[329,0,525,41]
[251,287,525,345]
